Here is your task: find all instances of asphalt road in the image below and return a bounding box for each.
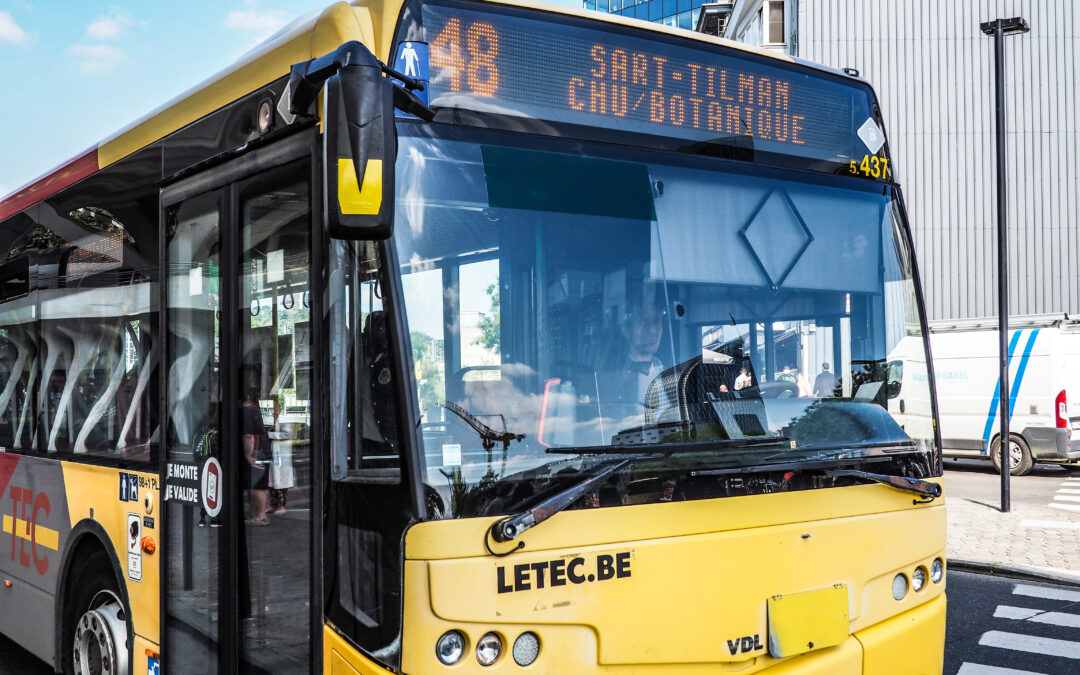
[0,631,49,674]
[945,569,1080,674]
[944,456,1079,507]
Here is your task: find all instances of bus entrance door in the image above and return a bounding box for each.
[161,136,316,675]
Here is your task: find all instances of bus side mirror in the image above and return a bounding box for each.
[324,65,396,240]
[885,360,903,399]
[289,42,398,240]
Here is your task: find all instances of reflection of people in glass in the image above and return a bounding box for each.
[268,417,292,516]
[797,371,813,397]
[734,367,752,391]
[813,362,837,397]
[242,389,270,525]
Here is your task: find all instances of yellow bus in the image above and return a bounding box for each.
[0,1,945,673]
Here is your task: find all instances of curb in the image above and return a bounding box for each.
[949,558,1080,588]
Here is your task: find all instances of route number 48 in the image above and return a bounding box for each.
[849,154,889,179]
[430,17,501,97]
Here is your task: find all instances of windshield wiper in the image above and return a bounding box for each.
[546,436,792,455]
[824,469,942,500]
[763,439,917,462]
[487,458,632,551]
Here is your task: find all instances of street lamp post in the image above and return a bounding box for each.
[980,17,1028,513]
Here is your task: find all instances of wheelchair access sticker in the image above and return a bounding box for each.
[119,473,139,502]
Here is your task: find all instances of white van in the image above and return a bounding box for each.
[923,315,1080,475]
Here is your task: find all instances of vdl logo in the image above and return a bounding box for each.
[119,473,139,502]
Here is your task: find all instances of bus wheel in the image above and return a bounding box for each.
[991,434,1034,477]
[64,550,129,675]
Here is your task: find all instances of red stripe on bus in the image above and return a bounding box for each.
[0,148,100,222]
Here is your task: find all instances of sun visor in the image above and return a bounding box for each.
[481,146,655,221]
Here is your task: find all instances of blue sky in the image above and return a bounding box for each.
[0,0,581,198]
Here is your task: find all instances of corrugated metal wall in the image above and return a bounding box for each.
[797,0,1080,321]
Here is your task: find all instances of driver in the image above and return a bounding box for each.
[595,298,667,425]
[622,299,665,389]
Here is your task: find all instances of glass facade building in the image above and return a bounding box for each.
[585,0,710,32]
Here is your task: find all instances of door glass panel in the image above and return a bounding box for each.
[164,190,222,672]
[325,242,406,667]
[237,164,312,673]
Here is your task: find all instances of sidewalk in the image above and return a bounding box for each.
[947,496,1080,581]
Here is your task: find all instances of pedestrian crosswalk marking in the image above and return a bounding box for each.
[957,663,1047,675]
[1052,495,1080,502]
[995,604,1080,628]
[995,605,1043,620]
[978,630,1080,658]
[1057,488,1080,495]
[1049,503,1080,513]
[1014,584,1080,603]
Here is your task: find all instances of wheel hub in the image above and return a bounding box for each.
[74,594,128,675]
[1009,441,1022,468]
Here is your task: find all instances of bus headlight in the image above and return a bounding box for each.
[892,573,908,600]
[931,558,944,583]
[513,632,540,666]
[436,631,465,665]
[912,566,927,592]
[476,633,502,666]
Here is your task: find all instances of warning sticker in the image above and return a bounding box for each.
[127,513,142,582]
[202,456,223,518]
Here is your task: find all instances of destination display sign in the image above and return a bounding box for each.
[423,3,879,164]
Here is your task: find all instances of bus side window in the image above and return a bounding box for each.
[331,241,401,479]
[1,196,158,461]
[326,241,409,667]
[0,249,34,453]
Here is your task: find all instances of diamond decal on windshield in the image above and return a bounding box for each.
[857,118,886,154]
[739,191,813,290]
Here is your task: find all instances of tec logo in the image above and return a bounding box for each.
[3,485,57,575]
[497,552,631,594]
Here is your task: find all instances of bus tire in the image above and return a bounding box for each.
[990,434,1034,477]
[62,548,130,675]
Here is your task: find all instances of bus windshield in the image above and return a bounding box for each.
[395,124,934,520]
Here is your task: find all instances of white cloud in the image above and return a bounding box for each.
[0,11,28,43]
[87,17,123,40]
[67,43,127,74]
